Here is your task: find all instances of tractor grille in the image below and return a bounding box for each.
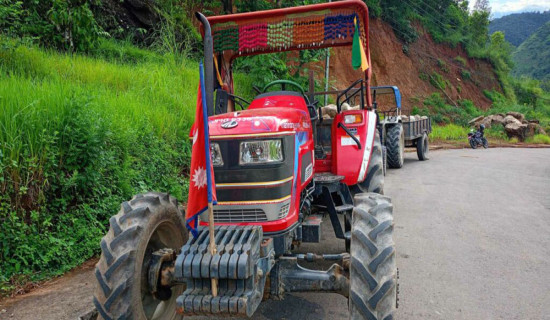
[278,203,290,219]
[213,208,268,223]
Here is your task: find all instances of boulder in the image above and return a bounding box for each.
[504,115,521,125]
[505,122,528,141]
[420,115,428,120]
[342,103,360,111]
[490,114,505,125]
[506,111,525,123]
[527,123,538,138]
[526,122,547,137]
[321,104,337,118]
[468,115,484,125]
[401,115,409,122]
[480,117,492,129]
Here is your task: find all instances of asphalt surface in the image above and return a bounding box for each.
[1,148,549,320]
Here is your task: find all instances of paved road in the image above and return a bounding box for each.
[1,148,549,319]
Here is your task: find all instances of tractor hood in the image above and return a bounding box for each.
[208,107,311,138]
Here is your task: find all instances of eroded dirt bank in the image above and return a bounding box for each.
[328,18,501,112]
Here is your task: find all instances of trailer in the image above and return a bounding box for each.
[373,86,431,168]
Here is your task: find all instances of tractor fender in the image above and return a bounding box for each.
[357,109,379,183]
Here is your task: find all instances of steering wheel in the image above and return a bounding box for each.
[262,80,310,105]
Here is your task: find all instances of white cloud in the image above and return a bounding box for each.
[470,0,550,14]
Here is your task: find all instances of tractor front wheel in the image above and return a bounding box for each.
[349,193,397,320]
[93,192,188,320]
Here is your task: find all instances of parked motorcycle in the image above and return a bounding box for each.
[468,128,488,149]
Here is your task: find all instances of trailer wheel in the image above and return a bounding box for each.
[416,132,429,161]
[349,193,397,320]
[354,130,384,195]
[93,192,188,320]
[386,124,404,168]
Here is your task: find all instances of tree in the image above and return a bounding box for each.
[473,0,491,13]
[469,8,490,48]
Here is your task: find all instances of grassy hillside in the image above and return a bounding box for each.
[0,38,251,294]
[513,22,550,81]
[489,11,550,46]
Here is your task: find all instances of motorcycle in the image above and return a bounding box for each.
[468,129,488,149]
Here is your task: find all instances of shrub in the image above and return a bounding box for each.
[430,72,448,90]
[419,72,429,81]
[438,59,449,73]
[454,56,467,67]
[485,125,507,140]
[529,134,550,144]
[460,69,471,81]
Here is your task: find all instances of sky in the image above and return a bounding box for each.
[472,0,550,18]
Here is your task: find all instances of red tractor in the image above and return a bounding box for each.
[93,1,397,319]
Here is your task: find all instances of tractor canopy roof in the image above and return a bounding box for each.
[204,0,370,62]
[371,86,401,109]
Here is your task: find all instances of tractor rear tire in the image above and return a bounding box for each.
[349,193,397,320]
[354,130,384,195]
[93,192,188,320]
[386,124,405,169]
[416,132,429,161]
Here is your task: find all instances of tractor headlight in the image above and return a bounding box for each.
[239,139,283,165]
[210,143,223,166]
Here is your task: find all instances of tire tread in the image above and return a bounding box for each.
[349,193,397,320]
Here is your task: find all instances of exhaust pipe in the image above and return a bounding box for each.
[195,12,215,116]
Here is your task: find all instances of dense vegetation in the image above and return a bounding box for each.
[0,0,549,296]
[489,11,550,46]
[0,41,186,293]
[513,22,550,82]
[0,37,251,294]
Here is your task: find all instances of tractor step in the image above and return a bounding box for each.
[174,225,274,317]
[314,172,344,184]
[335,204,354,213]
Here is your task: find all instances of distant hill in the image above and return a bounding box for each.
[489,11,550,46]
[513,21,550,81]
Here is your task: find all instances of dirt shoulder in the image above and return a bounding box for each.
[0,259,98,319]
[428,140,550,150]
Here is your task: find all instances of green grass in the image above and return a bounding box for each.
[0,38,252,295]
[527,134,550,144]
[430,124,469,140]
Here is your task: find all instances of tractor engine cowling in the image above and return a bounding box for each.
[199,96,314,235]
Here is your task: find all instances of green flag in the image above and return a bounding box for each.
[352,17,368,71]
